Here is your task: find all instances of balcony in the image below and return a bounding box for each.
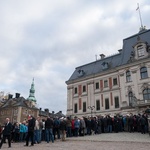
[137,99,150,106]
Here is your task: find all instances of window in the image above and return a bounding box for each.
[140,67,148,79]
[137,45,145,57]
[105,98,109,109]
[83,85,86,92]
[1,111,4,115]
[25,109,28,115]
[126,71,131,82]
[114,97,119,108]
[104,80,108,87]
[128,92,133,106]
[74,87,78,94]
[102,62,109,70]
[74,103,78,113]
[96,100,100,110]
[113,78,118,86]
[83,102,86,112]
[14,109,18,116]
[95,82,99,89]
[143,88,150,100]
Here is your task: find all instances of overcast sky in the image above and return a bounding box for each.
[0,0,150,114]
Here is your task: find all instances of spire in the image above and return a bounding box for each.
[27,78,36,102]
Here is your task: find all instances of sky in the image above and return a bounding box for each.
[0,0,150,114]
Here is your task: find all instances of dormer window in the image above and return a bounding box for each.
[133,39,149,60]
[137,45,145,57]
[78,69,85,77]
[102,62,109,70]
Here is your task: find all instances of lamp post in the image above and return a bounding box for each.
[88,106,95,117]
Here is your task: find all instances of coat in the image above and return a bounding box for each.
[2,122,13,135]
[28,117,36,132]
[45,118,54,129]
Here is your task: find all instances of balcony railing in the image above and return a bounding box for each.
[137,99,150,105]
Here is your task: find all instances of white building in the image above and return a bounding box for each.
[66,28,150,117]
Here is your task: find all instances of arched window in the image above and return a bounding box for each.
[128,92,133,106]
[126,70,131,82]
[140,67,148,79]
[143,88,150,100]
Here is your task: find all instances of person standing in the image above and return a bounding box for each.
[19,121,26,142]
[13,122,20,142]
[66,117,72,137]
[24,115,35,146]
[128,115,134,133]
[41,119,46,141]
[139,115,146,134]
[74,117,80,137]
[34,116,43,144]
[53,117,60,140]
[0,118,13,149]
[45,117,54,143]
[79,117,86,136]
[0,124,2,140]
[59,117,67,141]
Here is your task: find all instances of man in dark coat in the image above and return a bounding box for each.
[139,115,146,134]
[24,115,35,146]
[0,118,13,149]
[45,117,54,143]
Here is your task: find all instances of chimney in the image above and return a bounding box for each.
[44,109,49,113]
[8,94,13,99]
[15,93,20,98]
[100,54,105,59]
[118,49,122,53]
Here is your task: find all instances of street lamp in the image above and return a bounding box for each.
[88,106,95,117]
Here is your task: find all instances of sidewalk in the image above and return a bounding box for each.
[0,133,150,150]
[67,132,150,143]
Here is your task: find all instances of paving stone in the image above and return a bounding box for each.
[0,133,150,150]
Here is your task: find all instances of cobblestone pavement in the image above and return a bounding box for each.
[0,133,150,150]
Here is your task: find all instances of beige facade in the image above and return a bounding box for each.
[0,98,39,125]
[66,28,150,117]
[67,71,122,117]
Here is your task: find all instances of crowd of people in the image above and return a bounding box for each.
[0,113,149,149]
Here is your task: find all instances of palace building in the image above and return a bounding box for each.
[66,27,150,117]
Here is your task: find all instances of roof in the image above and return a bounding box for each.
[0,97,38,109]
[66,29,150,84]
[55,111,66,118]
